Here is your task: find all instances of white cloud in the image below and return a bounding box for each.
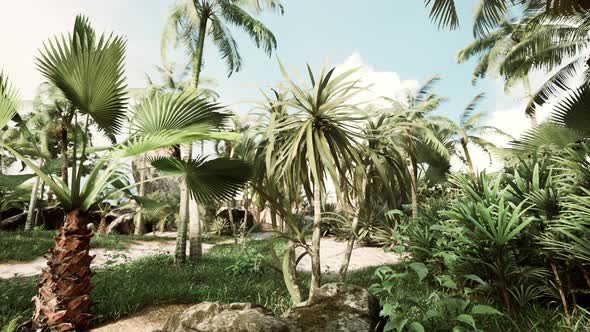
[334,52,419,106]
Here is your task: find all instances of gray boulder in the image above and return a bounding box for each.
[162,283,379,332]
[283,283,380,332]
[162,302,291,332]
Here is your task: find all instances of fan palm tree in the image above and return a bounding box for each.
[436,93,511,180]
[270,62,365,299]
[0,16,252,331]
[385,76,449,218]
[161,0,281,263]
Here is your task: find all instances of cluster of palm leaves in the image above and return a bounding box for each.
[0,15,254,330]
[399,144,590,318]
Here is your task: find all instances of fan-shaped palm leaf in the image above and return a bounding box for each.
[36,15,128,134]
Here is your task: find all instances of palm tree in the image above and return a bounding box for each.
[436,93,510,180]
[161,0,281,263]
[338,114,409,280]
[425,0,590,34]
[271,63,365,299]
[0,16,252,331]
[385,76,449,218]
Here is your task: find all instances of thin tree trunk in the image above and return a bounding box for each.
[462,140,477,182]
[25,175,41,231]
[339,207,361,281]
[551,262,570,320]
[175,145,191,264]
[133,169,146,235]
[309,182,322,299]
[34,181,45,228]
[27,209,94,331]
[270,207,278,230]
[523,76,538,128]
[408,157,418,219]
[228,200,238,243]
[189,201,202,263]
[61,122,69,185]
[241,192,249,242]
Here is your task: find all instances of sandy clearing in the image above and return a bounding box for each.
[0,240,214,279]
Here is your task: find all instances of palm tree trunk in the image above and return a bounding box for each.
[228,200,238,243]
[175,145,191,264]
[28,209,94,331]
[338,207,360,281]
[523,76,538,128]
[182,12,208,263]
[270,206,278,230]
[34,181,45,228]
[408,157,418,219]
[25,175,41,231]
[133,169,146,235]
[98,215,108,235]
[461,140,477,181]
[309,182,322,299]
[61,122,68,185]
[339,175,367,281]
[188,201,202,262]
[241,192,249,242]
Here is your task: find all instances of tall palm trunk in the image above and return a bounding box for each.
[189,202,202,262]
[133,169,146,235]
[309,182,322,299]
[175,145,191,263]
[28,209,94,331]
[25,175,41,230]
[184,11,208,262]
[461,139,477,181]
[408,156,418,219]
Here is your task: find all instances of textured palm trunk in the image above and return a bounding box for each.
[133,169,146,235]
[309,182,322,299]
[97,215,108,235]
[408,157,418,219]
[189,201,202,263]
[27,209,94,331]
[25,175,41,230]
[283,241,303,304]
[461,140,477,182]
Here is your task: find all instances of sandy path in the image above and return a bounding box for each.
[91,304,191,332]
[296,237,401,273]
[0,240,215,279]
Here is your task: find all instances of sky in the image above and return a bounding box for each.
[0,0,549,171]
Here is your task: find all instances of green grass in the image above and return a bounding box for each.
[0,237,377,328]
[0,230,229,263]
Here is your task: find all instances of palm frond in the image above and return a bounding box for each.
[209,17,243,76]
[426,0,460,30]
[473,0,508,37]
[151,156,253,204]
[220,1,277,56]
[36,15,128,134]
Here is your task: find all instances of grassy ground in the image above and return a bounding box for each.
[0,230,228,263]
[0,237,376,328]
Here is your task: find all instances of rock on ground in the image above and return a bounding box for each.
[163,302,291,332]
[284,283,380,332]
[162,283,379,332]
